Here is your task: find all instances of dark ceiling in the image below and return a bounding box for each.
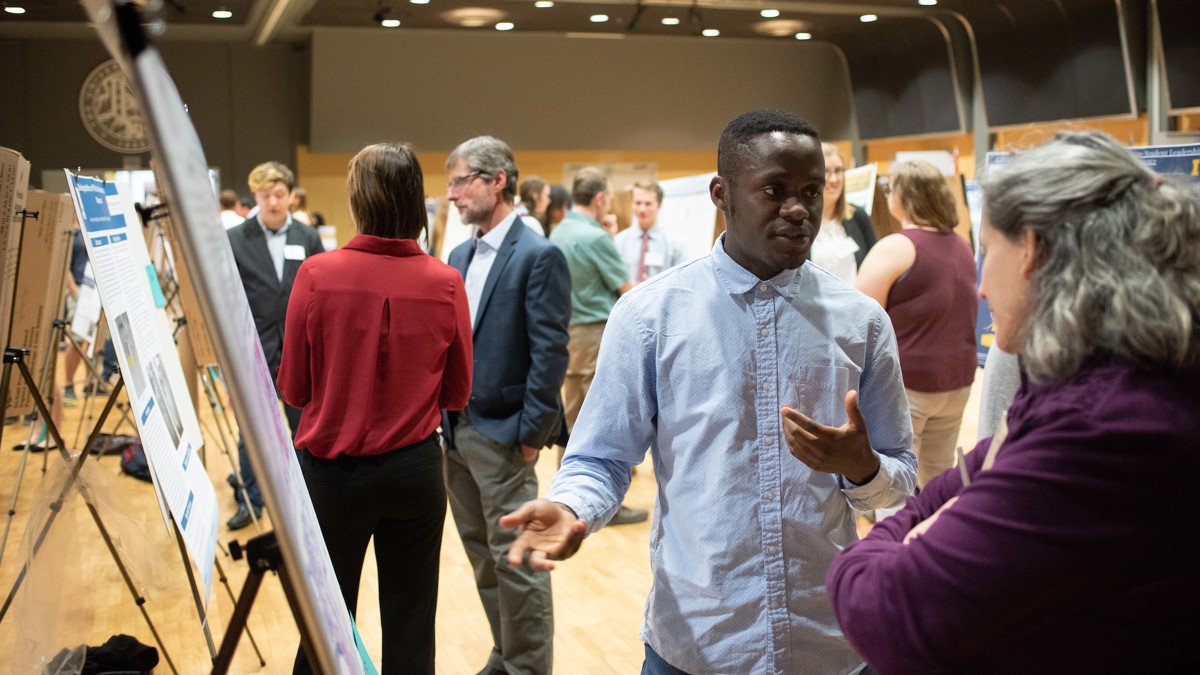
[0,0,993,43]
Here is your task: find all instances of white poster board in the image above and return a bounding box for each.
[656,172,720,265]
[1,147,31,347]
[439,200,472,263]
[66,172,217,599]
[79,0,360,669]
[844,163,879,215]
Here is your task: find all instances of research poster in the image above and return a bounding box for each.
[66,171,217,600]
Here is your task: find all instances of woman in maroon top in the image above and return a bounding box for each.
[279,143,472,674]
[857,160,978,488]
[829,131,1200,674]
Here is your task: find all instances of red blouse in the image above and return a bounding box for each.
[277,234,472,459]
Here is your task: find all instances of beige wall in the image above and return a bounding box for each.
[309,28,852,155]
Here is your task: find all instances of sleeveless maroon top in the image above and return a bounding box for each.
[886,229,978,392]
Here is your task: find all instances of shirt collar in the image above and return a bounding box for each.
[711,232,804,297]
[343,234,427,257]
[477,211,518,252]
[258,213,292,237]
[564,209,600,229]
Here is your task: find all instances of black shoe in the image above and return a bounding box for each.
[607,504,649,526]
[226,504,261,530]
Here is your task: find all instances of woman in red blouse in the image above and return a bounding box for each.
[278,143,472,674]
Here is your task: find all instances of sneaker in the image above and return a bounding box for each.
[63,388,77,408]
[606,504,649,527]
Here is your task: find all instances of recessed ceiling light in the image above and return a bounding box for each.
[381,18,400,26]
[496,21,514,30]
[760,9,780,18]
[411,0,430,4]
[4,5,26,13]
[590,13,608,22]
[212,9,232,18]
[534,0,554,7]
[860,14,878,22]
[795,32,812,40]
[702,28,719,37]
[661,17,679,25]
[919,0,937,4]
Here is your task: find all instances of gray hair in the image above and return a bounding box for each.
[982,130,1200,383]
[446,136,519,204]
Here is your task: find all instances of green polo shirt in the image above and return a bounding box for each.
[549,211,630,324]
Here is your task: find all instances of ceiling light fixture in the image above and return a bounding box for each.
[382,18,400,26]
[661,17,679,25]
[702,28,719,37]
[410,0,430,4]
[795,32,811,40]
[496,21,514,30]
[860,14,878,22]
[4,5,27,13]
[590,13,608,22]
[919,0,937,4]
[212,8,232,18]
[760,9,779,18]
[534,0,553,7]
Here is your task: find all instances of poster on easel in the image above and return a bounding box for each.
[80,0,361,669]
[1,147,31,348]
[657,172,720,265]
[844,163,879,216]
[5,191,75,411]
[66,171,217,600]
[155,205,218,367]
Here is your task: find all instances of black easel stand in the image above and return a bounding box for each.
[213,531,321,674]
[0,349,178,674]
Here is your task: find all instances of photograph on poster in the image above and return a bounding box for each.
[113,311,147,397]
[147,354,184,450]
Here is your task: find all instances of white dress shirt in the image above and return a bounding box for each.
[464,212,518,327]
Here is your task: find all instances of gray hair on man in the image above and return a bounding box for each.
[446,135,519,204]
[981,130,1200,383]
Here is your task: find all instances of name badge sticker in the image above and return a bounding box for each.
[284,244,307,261]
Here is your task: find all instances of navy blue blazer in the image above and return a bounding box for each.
[442,218,572,450]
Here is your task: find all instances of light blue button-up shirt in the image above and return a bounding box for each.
[547,234,915,675]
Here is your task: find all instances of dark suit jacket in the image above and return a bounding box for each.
[845,205,878,268]
[227,216,325,373]
[442,218,572,451]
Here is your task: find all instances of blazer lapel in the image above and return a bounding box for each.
[282,226,307,293]
[472,220,521,331]
[244,219,281,290]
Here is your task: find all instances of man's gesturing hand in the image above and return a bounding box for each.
[499,499,588,572]
[781,390,880,485]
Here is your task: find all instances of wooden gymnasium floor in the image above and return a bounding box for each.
[0,352,982,674]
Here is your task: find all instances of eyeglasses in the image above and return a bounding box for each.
[446,171,484,192]
[825,167,844,177]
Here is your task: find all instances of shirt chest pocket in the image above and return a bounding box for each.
[785,365,853,428]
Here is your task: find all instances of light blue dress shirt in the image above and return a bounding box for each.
[547,234,915,675]
[613,223,688,282]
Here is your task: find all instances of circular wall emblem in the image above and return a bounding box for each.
[79,60,150,154]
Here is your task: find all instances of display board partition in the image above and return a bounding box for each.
[79,0,362,672]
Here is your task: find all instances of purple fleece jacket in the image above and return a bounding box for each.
[828,356,1200,674]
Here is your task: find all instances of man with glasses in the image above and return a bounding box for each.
[441,136,572,675]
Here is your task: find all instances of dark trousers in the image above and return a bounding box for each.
[293,434,445,675]
[235,398,302,511]
[642,644,691,675]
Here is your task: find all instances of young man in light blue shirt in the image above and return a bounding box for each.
[503,110,915,674]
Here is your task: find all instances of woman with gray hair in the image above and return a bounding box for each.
[827,131,1200,673]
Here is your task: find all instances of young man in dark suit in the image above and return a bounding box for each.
[226,161,324,529]
[442,136,572,675]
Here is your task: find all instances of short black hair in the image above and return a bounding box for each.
[717,109,819,179]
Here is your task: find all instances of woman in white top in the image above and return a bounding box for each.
[810,143,877,284]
